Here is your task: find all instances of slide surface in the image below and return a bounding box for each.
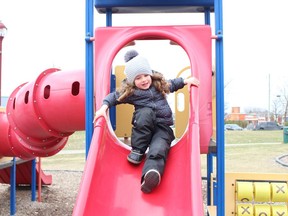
[73,90,204,216]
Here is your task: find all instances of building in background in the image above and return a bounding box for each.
[225,107,246,121]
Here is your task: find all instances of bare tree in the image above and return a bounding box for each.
[277,87,288,124]
[244,107,267,116]
[271,97,283,122]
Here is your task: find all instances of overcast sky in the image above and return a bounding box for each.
[0,0,287,112]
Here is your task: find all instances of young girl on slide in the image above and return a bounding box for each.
[94,50,199,193]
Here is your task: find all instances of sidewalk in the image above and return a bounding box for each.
[58,150,85,155]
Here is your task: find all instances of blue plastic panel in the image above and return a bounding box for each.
[95,0,214,13]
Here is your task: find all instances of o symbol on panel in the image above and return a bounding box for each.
[241,198,250,202]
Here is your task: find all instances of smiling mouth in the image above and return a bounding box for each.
[143,83,149,87]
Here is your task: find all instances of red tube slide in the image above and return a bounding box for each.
[0,68,85,160]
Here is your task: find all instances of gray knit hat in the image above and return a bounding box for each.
[124,50,152,83]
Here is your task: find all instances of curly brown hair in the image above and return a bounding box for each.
[117,71,171,102]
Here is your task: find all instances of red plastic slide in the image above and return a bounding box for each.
[73,88,204,215]
[73,25,212,215]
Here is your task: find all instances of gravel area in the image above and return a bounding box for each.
[0,170,208,216]
[2,161,287,216]
[0,171,82,216]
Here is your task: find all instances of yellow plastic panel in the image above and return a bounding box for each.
[114,65,134,138]
[254,204,271,216]
[237,203,253,216]
[174,66,190,138]
[236,182,254,202]
[271,205,288,216]
[271,182,288,202]
[254,182,271,202]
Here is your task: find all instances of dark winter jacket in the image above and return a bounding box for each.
[102,77,186,126]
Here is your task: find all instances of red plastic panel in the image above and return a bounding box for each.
[0,160,52,185]
[93,25,212,153]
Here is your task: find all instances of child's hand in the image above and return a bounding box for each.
[184,77,200,88]
[93,105,108,123]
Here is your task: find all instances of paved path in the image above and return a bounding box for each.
[58,150,85,155]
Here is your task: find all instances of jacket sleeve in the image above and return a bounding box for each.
[169,77,185,93]
[102,91,121,108]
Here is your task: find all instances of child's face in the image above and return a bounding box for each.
[134,74,152,90]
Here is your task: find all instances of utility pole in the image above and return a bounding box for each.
[0,21,7,106]
[268,73,270,121]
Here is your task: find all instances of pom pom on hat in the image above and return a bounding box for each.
[124,50,152,83]
[124,50,139,63]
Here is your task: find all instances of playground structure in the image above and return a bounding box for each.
[3,1,288,216]
[73,0,224,215]
[0,1,220,215]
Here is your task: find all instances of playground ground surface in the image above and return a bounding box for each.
[1,130,287,215]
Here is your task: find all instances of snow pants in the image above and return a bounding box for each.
[131,107,175,180]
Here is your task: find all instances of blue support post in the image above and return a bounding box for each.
[206,153,214,205]
[110,74,116,130]
[106,9,112,26]
[204,8,213,209]
[105,9,117,130]
[31,159,36,201]
[85,0,94,158]
[214,0,225,214]
[204,8,210,25]
[10,158,16,215]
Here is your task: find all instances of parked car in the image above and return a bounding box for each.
[254,122,283,130]
[246,123,256,130]
[225,124,243,131]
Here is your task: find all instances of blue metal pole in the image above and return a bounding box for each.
[206,153,213,205]
[106,9,112,26]
[105,9,117,130]
[203,8,213,208]
[85,0,94,158]
[10,158,16,215]
[204,7,210,25]
[31,159,36,201]
[214,0,225,215]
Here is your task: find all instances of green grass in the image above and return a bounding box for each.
[42,153,85,171]
[225,130,284,144]
[62,131,86,150]
[42,130,288,174]
[42,131,86,170]
[220,130,287,174]
[225,143,288,173]
[64,130,285,149]
[57,129,286,150]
